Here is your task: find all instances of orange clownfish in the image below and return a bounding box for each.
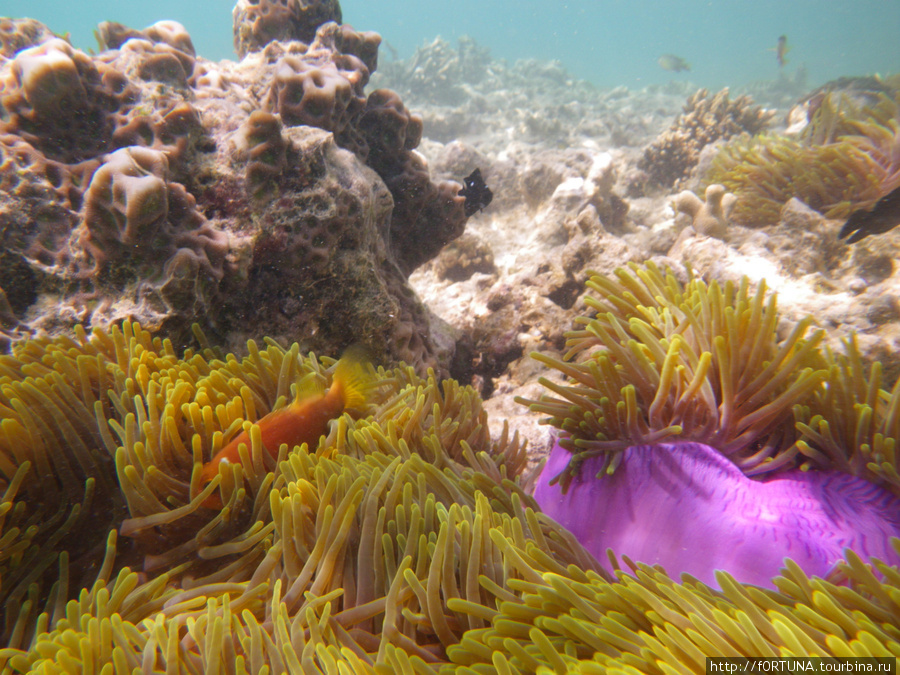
[196,346,375,508]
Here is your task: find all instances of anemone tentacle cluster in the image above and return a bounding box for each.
[520,261,900,494]
[519,261,900,589]
[1,317,899,672]
[705,90,900,225]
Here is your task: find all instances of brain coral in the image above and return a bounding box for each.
[1,321,899,672]
[0,15,471,374]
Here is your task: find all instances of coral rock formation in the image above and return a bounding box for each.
[263,26,370,154]
[0,17,55,58]
[80,146,229,295]
[0,16,471,373]
[361,88,467,274]
[232,0,344,59]
[0,38,131,163]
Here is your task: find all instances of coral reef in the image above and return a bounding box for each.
[96,19,197,65]
[0,18,55,58]
[706,91,900,226]
[0,37,134,163]
[81,147,228,284]
[373,39,900,455]
[373,35,646,147]
[638,88,775,190]
[431,232,496,282]
[673,183,736,238]
[263,26,370,155]
[379,36,492,106]
[235,110,287,198]
[3,322,900,672]
[0,16,471,373]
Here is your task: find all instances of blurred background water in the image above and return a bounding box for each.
[1,0,897,90]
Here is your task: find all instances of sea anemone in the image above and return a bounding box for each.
[704,91,900,225]
[518,262,900,588]
[518,261,831,487]
[443,541,900,673]
[0,321,597,671]
[2,315,900,672]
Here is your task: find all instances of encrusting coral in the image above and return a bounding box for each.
[232,0,344,60]
[705,90,900,225]
[2,318,900,672]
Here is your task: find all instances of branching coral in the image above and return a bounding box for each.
[2,319,900,671]
[638,88,774,189]
[705,91,900,225]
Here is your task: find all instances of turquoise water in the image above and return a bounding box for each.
[1,0,898,90]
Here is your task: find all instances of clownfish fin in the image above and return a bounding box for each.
[333,344,377,411]
[292,370,324,404]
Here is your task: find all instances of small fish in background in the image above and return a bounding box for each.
[773,35,790,67]
[838,185,900,243]
[196,345,376,508]
[657,54,691,73]
[459,168,493,217]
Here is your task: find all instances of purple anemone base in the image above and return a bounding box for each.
[534,440,900,588]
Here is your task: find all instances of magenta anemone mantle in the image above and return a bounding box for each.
[520,263,900,590]
[534,439,900,588]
